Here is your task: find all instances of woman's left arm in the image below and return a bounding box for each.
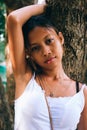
[78,86,87,130]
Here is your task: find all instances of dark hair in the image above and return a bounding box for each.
[22,14,59,73]
[22,14,58,48]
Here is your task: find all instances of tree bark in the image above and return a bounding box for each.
[5,0,35,13]
[0,77,13,130]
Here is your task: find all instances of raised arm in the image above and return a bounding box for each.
[7,4,45,77]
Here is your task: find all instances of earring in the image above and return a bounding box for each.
[26,55,30,59]
[26,55,37,71]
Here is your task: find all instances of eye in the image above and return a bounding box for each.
[45,38,54,45]
[31,46,40,52]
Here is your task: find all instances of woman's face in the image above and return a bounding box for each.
[28,26,64,71]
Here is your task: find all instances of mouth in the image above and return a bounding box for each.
[44,56,56,64]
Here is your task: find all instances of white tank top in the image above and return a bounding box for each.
[14,74,86,130]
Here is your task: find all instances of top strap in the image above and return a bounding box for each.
[76,81,79,130]
[76,81,79,93]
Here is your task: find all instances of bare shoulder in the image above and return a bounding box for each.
[77,83,87,130]
[83,84,87,98]
[80,83,87,104]
[78,82,86,90]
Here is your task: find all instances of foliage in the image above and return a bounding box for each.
[0,0,6,36]
[0,0,6,85]
[0,0,6,62]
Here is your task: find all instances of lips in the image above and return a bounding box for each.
[44,57,56,64]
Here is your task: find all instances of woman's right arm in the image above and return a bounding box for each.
[7,4,45,77]
[7,4,46,98]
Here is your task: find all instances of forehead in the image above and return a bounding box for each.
[28,26,57,44]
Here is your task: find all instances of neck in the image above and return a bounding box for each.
[41,63,68,80]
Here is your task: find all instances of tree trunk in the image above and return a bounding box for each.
[45,0,87,83]
[0,77,13,130]
[5,0,35,13]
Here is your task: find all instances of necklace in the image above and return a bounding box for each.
[49,92,54,97]
[37,74,70,97]
[44,77,55,97]
[37,74,56,97]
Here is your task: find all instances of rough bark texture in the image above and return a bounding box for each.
[45,0,87,83]
[6,74,15,124]
[5,0,36,14]
[0,77,13,130]
[5,0,34,10]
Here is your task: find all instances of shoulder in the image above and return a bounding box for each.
[80,83,87,105]
[80,84,87,129]
[78,82,87,91]
[83,84,87,100]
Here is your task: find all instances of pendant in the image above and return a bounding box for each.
[50,92,54,97]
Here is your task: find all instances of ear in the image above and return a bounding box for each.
[58,32,64,45]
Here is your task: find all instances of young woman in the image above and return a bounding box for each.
[7,4,87,130]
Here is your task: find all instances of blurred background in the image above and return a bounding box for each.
[0,0,6,87]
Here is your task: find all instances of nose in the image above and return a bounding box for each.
[42,45,51,57]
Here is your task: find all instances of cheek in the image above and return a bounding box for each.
[55,42,63,55]
[31,53,42,63]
